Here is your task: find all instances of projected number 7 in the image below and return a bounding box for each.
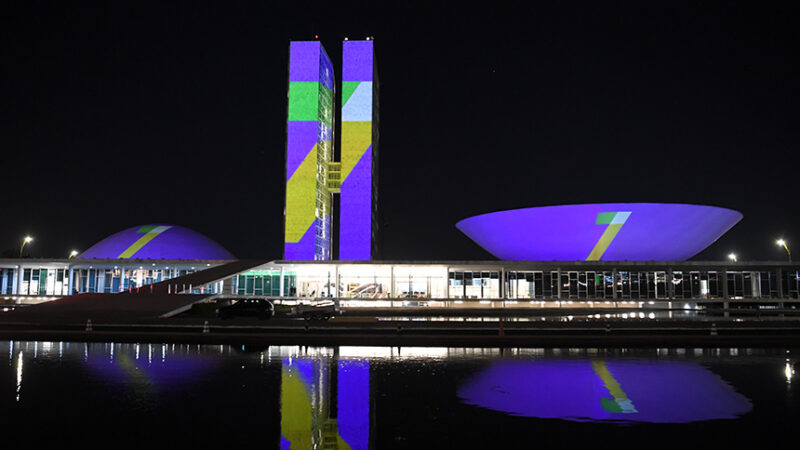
[586,212,631,261]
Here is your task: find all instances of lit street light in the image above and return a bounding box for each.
[728,253,738,262]
[776,239,792,262]
[69,250,79,259]
[19,236,33,257]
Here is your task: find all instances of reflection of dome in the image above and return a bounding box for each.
[78,224,235,260]
[457,359,751,423]
[456,203,743,261]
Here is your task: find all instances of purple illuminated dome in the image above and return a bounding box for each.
[456,203,742,261]
[78,224,235,260]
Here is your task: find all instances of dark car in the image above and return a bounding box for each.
[217,298,275,320]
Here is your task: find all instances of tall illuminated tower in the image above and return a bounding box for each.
[284,41,335,260]
[338,40,379,260]
[284,39,378,261]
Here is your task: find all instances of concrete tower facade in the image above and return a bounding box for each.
[284,41,335,260]
[284,39,378,261]
[338,40,379,260]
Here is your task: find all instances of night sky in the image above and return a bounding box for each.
[2,1,798,261]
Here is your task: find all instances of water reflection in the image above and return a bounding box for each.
[84,343,219,387]
[280,354,369,450]
[15,351,22,402]
[1,341,794,447]
[457,359,752,423]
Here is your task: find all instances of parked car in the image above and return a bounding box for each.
[217,298,275,320]
[292,300,340,321]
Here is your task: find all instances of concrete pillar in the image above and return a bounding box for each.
[11,267,18,295]
[279,266,285,297]
[500,266,505,299]
[68,267,74,295]
[667,268,674,299]
[556,269,562,299]
[722,270,729,299]
[427,275,431,300]
[334,264,339,298]
[17,266,25,295]
[445,266,450,299]
[612,268,618,300]
[776,267,784,299]
[1,269,7,294]
[120,267,126,292]
[97,270,105,293]
[326,269,331,298]
[390,265,395,298]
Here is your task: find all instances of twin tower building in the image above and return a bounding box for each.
[284,40,379,261]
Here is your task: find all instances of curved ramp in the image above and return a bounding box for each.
[6,260,268,322]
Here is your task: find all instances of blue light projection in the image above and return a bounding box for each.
[339,40,377,260]
[456,203,743,261]
[457,359,752,423]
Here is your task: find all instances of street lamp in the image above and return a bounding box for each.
[69,250,79,259]
[777,239,792,262]
[19,236,33,257]
[728,253,738,262]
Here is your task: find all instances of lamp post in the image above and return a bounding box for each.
[69,250,79,259]
[19,236,32,257]
[728,253,738,263]
[777,239,792,262]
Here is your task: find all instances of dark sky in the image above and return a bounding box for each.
[2,1,798,261]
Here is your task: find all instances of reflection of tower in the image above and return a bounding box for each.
[280,356,370,449]
[285,39,378,261]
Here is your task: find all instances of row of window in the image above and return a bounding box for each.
[18,268,70,296]
[461,270,795,300]
[235,273,297,296]
[238,269,800,300]
[73,268,195,293]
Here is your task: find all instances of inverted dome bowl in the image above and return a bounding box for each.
[455,203,742,261]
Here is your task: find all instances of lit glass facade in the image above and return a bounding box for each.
[234,270,296,296]
[19,268,69,296]
[1,260,798,303]
[0,259,228,298]
[248,262,800,301]
[1,268,16,295]
[70,267,211,293]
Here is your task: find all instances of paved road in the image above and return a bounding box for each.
[1,313,800,347]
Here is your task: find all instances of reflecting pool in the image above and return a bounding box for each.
[0,342,798,448]
[457,359,752,423]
